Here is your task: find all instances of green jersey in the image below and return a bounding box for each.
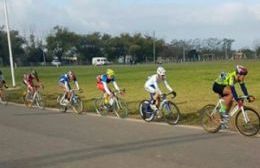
[215,71,241,86]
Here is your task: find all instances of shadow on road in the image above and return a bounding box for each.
[0,132,231,168]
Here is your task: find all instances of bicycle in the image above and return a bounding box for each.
[0,82,8,105]
[57,89,83,114]
[139,92,181,125]
[23,85,45,109]
[94,90,128,118]
[200,95,260,136]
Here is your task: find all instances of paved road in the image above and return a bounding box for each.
[0,104,259,168]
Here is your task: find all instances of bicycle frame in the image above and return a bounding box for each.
[213,96,250,123]
[60,89,78,105]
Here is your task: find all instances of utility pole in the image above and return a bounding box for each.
[153,31,156,64]
[4,0,16,86]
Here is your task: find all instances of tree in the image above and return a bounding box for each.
[0,26,26,65]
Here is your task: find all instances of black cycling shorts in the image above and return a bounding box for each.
[212,82,226,97]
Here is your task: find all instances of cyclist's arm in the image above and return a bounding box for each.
[163,80,173,92]
[102,81,112,95]
[74,80,80,90]
[231,85,239,101]
[112,81,120,91]
[240,83,249,96]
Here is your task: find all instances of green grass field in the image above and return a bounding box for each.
[1,60,260,124]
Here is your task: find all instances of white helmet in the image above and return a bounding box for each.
[157,66,166,76]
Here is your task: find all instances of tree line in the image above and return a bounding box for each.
[0,25,260,66]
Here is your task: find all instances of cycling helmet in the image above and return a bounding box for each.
[236,65,248,75]
[106,69,115,77]
[157,66,166,76]
[31,70,38,78]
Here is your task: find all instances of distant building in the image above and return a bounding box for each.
[118,55,134,64]
[231,51,247,60]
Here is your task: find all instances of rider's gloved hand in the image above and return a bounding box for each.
[171,91,177,97]
[247,96,255,103]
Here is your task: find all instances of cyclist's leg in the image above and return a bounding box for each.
[213,82,229,113]
[145,85,158,111]
[222,86,233,113]
[59,82,68,102]
[97,82,108,104]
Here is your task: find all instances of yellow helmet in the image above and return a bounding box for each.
[106,69,115,77]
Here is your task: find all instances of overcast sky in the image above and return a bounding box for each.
[0,0,260,49]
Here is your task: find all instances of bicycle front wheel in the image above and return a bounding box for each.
[35,92,45,109]
[162,101,180,125]
[235,107,260,136]
[200,104,221,133]
[93,97,108,116]
[71,97,83,114]
[113,98,128,118]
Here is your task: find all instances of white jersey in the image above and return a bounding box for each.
[144,74,173,94]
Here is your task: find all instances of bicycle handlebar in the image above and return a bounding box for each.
[238,95,255,102]
[161,92,176,99]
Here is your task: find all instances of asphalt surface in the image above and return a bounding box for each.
[0,104,259,168]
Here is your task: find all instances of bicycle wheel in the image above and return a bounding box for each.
[71,96,83,114]
[200,104,221,133]
[235,107,260,136]
[57,94,67,112]
[113,98,128,118]
[139,100,155,122]
[93,97,108,116]
[35,92,45,109]
[162,101,180,125]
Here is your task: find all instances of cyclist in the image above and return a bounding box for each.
[0,70,8,98]
[144,66,176,112]
[23,69,42,98]
[212,65,254,126]
[96,69,121,106]
[59,71,80,104]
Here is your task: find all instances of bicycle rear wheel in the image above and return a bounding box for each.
[200,104,221,133]
[23,92,33,108]
[162,101,180,125]
[57,94,67,112]
[113,98,128,118]
[235,107,260,136]
[71,96,83,114]
[139,100,155,122]
[93,97,108,116]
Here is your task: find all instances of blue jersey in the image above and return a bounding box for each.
[100,74,115,83]
[59,74,70,84]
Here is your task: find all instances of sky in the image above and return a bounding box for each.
[0,0,260,49]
